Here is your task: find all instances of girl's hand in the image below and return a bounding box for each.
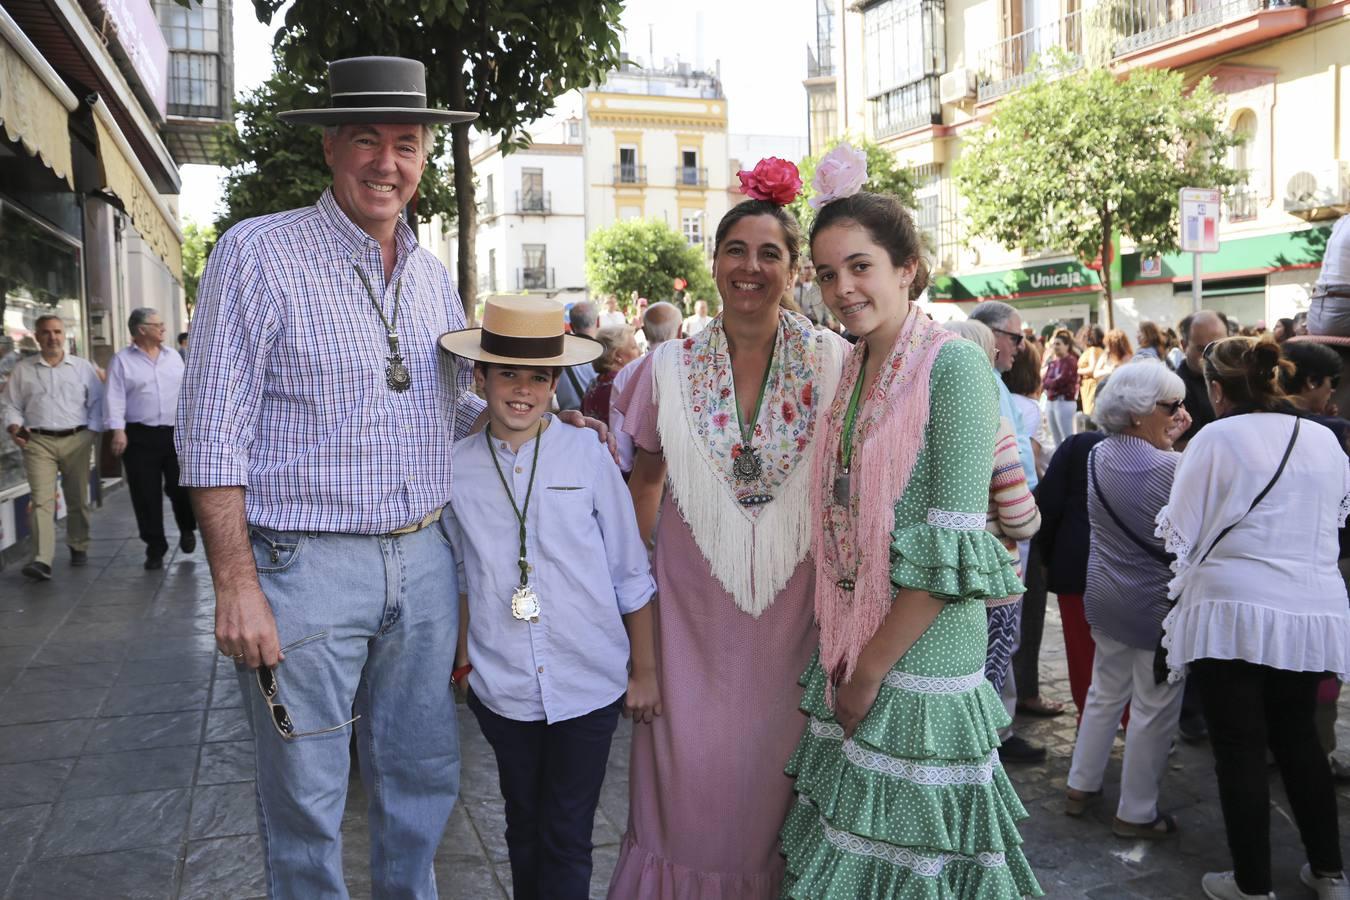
[834,672,882,739]
[623,668,663,724]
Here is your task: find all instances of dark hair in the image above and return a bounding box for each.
[1087,325,1105,348]
[1273,317,1296,342]
[1279,341,1342,395]
[177,332,189,344]
[1137,321,1167,354]
[1002,342,1042,397]
[33,314,63,330]
[473,361,562,379]
[713,199,802,269]
[809,193,930,303]
[1204,335,1292,411]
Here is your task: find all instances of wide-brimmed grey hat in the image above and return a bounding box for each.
[279,56,477,126]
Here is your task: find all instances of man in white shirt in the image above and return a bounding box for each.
[598,294,627,329]
[682,299,713,336]
[1311,213,1350,336]
[1,314,103,580]
[611,302,681,475]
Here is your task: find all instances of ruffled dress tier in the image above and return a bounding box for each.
[781,337,1042,899]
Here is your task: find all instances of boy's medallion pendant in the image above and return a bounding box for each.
[511,585,541,621]
[832,471,851,506]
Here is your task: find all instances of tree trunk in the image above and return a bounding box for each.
[1099,210,1115,331]
[446,46,478,325]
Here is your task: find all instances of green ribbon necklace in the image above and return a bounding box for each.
[731,332,778,485]
[833,353,868,506]
[485,421,544,621]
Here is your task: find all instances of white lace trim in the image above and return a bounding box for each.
[1153,508,1193,564]
[926,508,985,532]
[882,668,985,695]
[806,720,998,785]
[806,800,1006,875]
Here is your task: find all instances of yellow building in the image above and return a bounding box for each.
[808,0,1350,333]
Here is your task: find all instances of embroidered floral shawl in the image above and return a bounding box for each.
[810,305,953,685]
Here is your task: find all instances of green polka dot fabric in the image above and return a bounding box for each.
[781,341,1043,899]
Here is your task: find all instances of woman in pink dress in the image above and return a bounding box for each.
[607,162,848,898]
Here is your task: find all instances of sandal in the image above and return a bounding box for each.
[1112,813,1178,840]
[1017,696,1067,718]
[1064,788,1102,817]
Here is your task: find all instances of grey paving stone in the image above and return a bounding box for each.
[15,662,119,692]
[117,654,214,686]
[0,803,49,872]
[0,667,22,691]
[197,740,255,785]
[0,719,95,764]
[209,676,245,709]
[125,634,220,660]
[62,602,152,625]
[28,640,125,666]
[102,679,210,715]
[8,846,179,899]
[48,621,140,644]
[84,710,204,754]
[0,607,71,629]
[36,789,190,857]
[189,782,257,839]
[0,625,55,648]
[0,759,74,808]
[61,745,198,799]
[434,853,507,900]
[179,835,265,900]
[204,707,252,743]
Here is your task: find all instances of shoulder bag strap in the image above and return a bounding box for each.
[1089,447,1175,565]
[563,366,583,402]
[1195,417,1301,565]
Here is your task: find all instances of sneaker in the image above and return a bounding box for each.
[1201,871,1275,900]
[1302,864,1350,900]
[21,561,52,581]
[998,734,1047,764]
[179,531,196,554]
[69,548,87,567]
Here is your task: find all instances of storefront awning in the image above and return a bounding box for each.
[92,100,183,281]
[930,259,1102,303]
[1122,223,1333,285]
[0,10,78,188]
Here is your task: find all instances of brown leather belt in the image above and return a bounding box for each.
[386,506,444,537]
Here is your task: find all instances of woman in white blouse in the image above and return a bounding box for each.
[1157,335,1350,900]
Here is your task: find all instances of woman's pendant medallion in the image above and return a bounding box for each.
[732,444,763,483]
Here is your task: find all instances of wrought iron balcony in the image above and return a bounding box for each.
[1224,187,1259,222]
[614,164,647,185]
[517,267,556,291]
[676,166,709,187]
[515,191,552,214]
[1110,0,1301,57]
[977,11,1083,102]
[869,76,943,140]
[480,195,497,218]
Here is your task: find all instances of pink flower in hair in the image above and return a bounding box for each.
[809,142,868,210]
[737,157,803,206]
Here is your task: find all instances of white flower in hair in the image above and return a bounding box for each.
[809,142,868,210]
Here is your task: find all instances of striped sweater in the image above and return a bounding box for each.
[986,417,1041,607]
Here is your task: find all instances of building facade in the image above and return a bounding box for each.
[807,0,1350,334]
[0,0,232,561]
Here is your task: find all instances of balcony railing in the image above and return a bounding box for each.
[517,267,556,291]
[1110,0,1299,56]
[480,195,497,218]
[614,164,647,185]
[870,76,943,140]
[977,11,1083,102]
[1225,187,1259,222]
[676,166,709,187]
[515,191,552,214]
[477,270,498,294]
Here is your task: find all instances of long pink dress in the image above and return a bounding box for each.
[607,319,840,899]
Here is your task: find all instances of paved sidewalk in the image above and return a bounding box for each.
[1,487,1347,898]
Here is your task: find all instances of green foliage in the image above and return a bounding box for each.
[790,136,920,238]
[953,58,1242,321]
[585,220,716,311]
[181,220,217,318]
[214,62,454,235]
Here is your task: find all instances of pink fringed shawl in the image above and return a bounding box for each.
[810,305,953,687]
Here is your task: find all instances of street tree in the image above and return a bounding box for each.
[214,61,454,235]
[181,220,217,319]
[253,0,625,319]
[953,57,1242,328]
[585,220,716,311]
[790,136,919,238]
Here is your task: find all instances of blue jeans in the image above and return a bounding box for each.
[238,522,460,899]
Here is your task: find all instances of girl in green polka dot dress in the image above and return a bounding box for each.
[780,174,1042,898]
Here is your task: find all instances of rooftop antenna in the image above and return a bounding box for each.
[648,24,654,70]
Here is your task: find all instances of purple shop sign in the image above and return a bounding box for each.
[96,0,169,116]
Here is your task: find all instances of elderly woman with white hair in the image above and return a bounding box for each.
[1065,359,1192,839]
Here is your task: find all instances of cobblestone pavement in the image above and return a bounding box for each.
[1,487,1346,898]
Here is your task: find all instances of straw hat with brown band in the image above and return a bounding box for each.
[439,296,602,368]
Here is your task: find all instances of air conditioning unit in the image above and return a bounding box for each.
[1283,161,1350,220]
[939,68,977,105]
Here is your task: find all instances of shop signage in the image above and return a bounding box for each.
[930,261,1100,302]
[97,0,169,116]
[1179,187,1221,254]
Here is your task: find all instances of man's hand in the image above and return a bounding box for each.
[111,428,128,457]
[215,584,284,669]
[7,425,27,449]
[834,671,882,739]
[623,667,662,724]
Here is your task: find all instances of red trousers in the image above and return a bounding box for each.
[1056,592,1127,728]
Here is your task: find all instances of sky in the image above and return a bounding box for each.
[176,1,815,226]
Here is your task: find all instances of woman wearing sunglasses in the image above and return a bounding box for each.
[1063,360,1190,838]
[1158,336,1350,900]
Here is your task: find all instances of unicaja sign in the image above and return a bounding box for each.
[1029,268,1085,290]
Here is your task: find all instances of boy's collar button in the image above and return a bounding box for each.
[515,467,523,474]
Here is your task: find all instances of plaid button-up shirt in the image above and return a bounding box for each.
[176,188,484,533]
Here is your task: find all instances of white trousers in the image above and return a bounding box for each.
[1046,398,1077,448]
[1066,629,1185,825]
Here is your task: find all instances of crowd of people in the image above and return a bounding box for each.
[8,53,1350,900]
